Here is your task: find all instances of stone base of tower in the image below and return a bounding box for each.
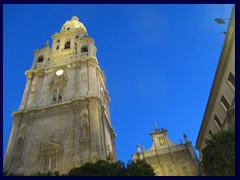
[4,96,116,175]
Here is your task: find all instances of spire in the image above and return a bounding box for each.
[38,40,50,50]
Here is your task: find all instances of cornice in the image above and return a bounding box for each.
[34,47,52,55]
[52,29,85,39]
[12,95,103,118]
[26,56,99,76]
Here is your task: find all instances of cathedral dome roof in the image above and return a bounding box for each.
[60,16,87,33]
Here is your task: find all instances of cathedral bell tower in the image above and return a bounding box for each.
[4,16,116,175]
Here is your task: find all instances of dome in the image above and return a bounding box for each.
[60,16,87,33]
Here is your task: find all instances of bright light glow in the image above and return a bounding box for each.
[56,69,64,76]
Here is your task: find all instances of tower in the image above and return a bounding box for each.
[4,16,116,174]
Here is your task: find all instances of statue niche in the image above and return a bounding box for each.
[49,72,67,102]
[80,111,89,140]
[15,137,24,153]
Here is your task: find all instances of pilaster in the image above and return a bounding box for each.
[19,72,34,110]
[88,98,101,156]
[4,114,22,172]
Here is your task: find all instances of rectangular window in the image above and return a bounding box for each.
[228,72,235,88]
[214,114,222,129]
[220,95,230,110]
[209,130,213,137]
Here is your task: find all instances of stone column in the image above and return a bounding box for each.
[70,37,75,51]
[73,103,80,164]
[18,118,31,174]
[74,63,81,98]
[35,71,44,106]
[76,42,81,60]
[3,114,21,171]
[88,99,101,157]
[159,162,166,176]
[100,108,107,158]
[88,41,93,57]
[173,160,181,176]
[19,72,33,110]
[87,61,97,95]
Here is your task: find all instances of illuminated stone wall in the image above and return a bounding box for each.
[4,16,116,175]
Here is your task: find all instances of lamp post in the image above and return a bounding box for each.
[214,18,229,35]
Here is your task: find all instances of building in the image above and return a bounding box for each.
[132,127,200,176]
[196,6,235,160]
[4,16,116,175]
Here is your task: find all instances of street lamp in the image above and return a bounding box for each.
[214,18,229,24]
[214,18,229,35]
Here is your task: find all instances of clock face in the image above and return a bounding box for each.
[158,137,166,146]
[56,69,64,76]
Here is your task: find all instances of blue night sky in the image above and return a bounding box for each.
[3,4,233,164]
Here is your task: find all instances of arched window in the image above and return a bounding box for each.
[81,46,88,53]
[56,45,59,50]
[53,87,62,102]
[64,41,70,49]
[38,56,44,63]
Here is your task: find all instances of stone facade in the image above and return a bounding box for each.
[196,6,235,160]
[132,128,200,176]
[4,16,116,175]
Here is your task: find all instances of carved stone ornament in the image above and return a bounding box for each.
[49,72,68,88]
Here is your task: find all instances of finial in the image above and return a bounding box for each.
[142,146,145,152]
[71,16,79,21]
[154,120,158,129]
[46,40,49,46]
[183,133,189,142]
[137,144,141,153]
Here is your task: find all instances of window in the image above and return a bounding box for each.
[64,41,70,49]
[209,130,213,137]
[53,88,62,102]
[56,45,59,50]
[75,35,79,38]
[67,27,70,31]
[38,56,44,63]
[39,142,63,173]
[220,95,230,110]
[228,72,235,88]
[214,114,222,129]
[81,46,88,53]
[57,39,60,43]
